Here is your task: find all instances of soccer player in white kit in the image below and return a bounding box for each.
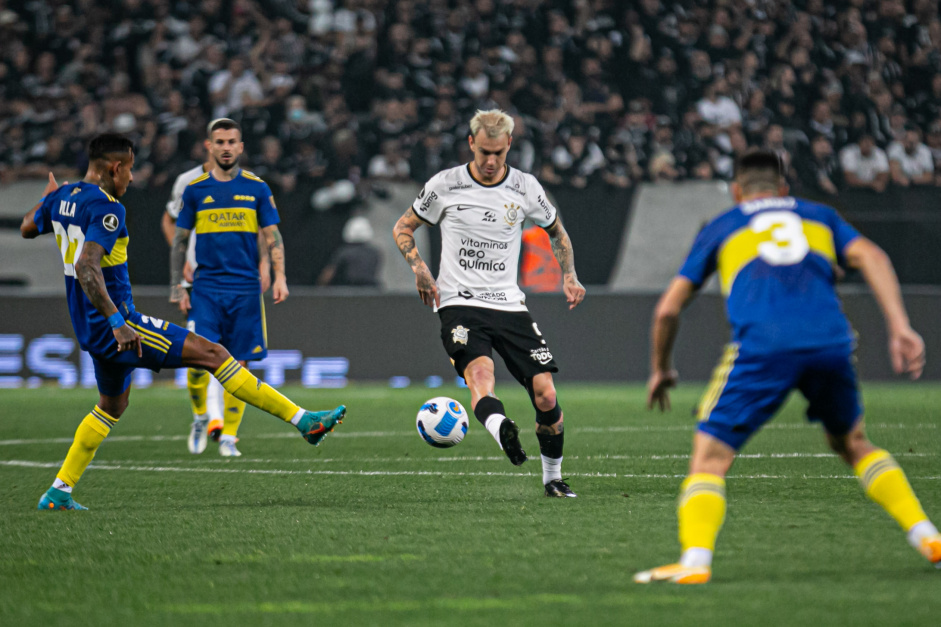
[393,109,586,497]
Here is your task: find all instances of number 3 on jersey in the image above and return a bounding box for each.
[750,211,809,265]
[51,221,86,276]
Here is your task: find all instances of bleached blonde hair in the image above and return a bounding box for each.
[469,109,515,139]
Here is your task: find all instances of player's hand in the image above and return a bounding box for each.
[43,172,60,196]
[563,273,586,310]
[170,284,191,313]
[647,369,678,412]
[272,276,289,303]
[889,326,925,380]
[183,260,195,284]
[415,265,440,308]
[114,324,142,357]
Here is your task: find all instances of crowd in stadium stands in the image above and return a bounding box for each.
[2,0,941,202]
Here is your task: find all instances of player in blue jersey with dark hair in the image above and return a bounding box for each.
[21,133,346,511]
[634,148,938,584]
[170,118,285,457]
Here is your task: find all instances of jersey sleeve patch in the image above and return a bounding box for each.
[411,175,445,224]
[524,175,558,227]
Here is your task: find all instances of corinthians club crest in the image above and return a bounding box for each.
[451,325,469,345]
[503,202,520,226]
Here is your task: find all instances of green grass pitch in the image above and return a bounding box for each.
[1,382,939,626]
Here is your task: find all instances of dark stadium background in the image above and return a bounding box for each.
[1,0,940,384]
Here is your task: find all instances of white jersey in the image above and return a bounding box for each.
[167,164,207,284]
[412,164,558,312]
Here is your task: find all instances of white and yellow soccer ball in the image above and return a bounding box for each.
[416,397,468,448]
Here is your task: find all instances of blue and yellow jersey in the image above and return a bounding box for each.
[678,196,861,355]
[177,169,280,294]
[34,182,133,355]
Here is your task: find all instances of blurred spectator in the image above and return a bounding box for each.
[316,216,382,287]
[696,79,742,130]
[840,135,890,193]
[925,120,941,184]
[209,56,263,118]
[367,139,411,182]
[251,135,298,193]
[544,126,605,189]
[887,126,936,187]
[796,134,841,197]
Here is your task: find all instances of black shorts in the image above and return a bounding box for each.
[438,306,559,385]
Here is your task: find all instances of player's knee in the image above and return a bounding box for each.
[532,389,557,412]
[204,341,232,370]
[98,396,128,418]
[464,362,494,387]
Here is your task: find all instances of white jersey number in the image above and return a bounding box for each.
[750,211,809,265]
[51,221,86,277]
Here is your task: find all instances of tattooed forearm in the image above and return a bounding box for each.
[266,226,286,276]
[547,220,576,275]
[393,208,426,270]
[169,226,190,287]
[75,243,117,316]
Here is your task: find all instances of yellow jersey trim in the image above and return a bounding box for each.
[717,219,836,295]
[188,173,211,186]
[101,237,129,267]
[195,207,259,234]
[95,187,119,203]
[241,171,264,183]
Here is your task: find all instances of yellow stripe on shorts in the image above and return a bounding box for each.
[127,322,171,350]
[697,343,739,421]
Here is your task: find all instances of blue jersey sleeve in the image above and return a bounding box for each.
[677,220,724,287]
[827,208,861,262]
[84,200,125,253]
[177,186,197,230]
[33,193,55,235]
[257,182,280,228]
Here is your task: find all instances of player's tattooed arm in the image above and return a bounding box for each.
[545,217,586,310]
[76,241,141,356]
[169,226,192,311]
[75,242,115,315]
[393,207,439,308]
[262,225,289,303]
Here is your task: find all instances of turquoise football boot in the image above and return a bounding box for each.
[38,487,88,511]
[296,405,346,446]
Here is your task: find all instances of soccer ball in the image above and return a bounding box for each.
[416,397,468,448]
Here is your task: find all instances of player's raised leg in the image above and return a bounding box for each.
[829,422,941,566]
[527,373,574,497]
[463,356,526,466]
[181,333,345,446]
[38,367,133,511]
[634,432,735,584]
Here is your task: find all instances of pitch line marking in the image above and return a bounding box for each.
[2,460,940,481]
[72,452,934,466]
[0,421,935,447]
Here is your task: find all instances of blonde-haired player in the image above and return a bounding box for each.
[394,109,586,497]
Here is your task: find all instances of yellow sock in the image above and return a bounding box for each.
[222,390,246,437]
[855,449,929,532]
[678,473,727,552]
[214,357,299,422]
[56,406,118,487]
[187,368,210,416]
